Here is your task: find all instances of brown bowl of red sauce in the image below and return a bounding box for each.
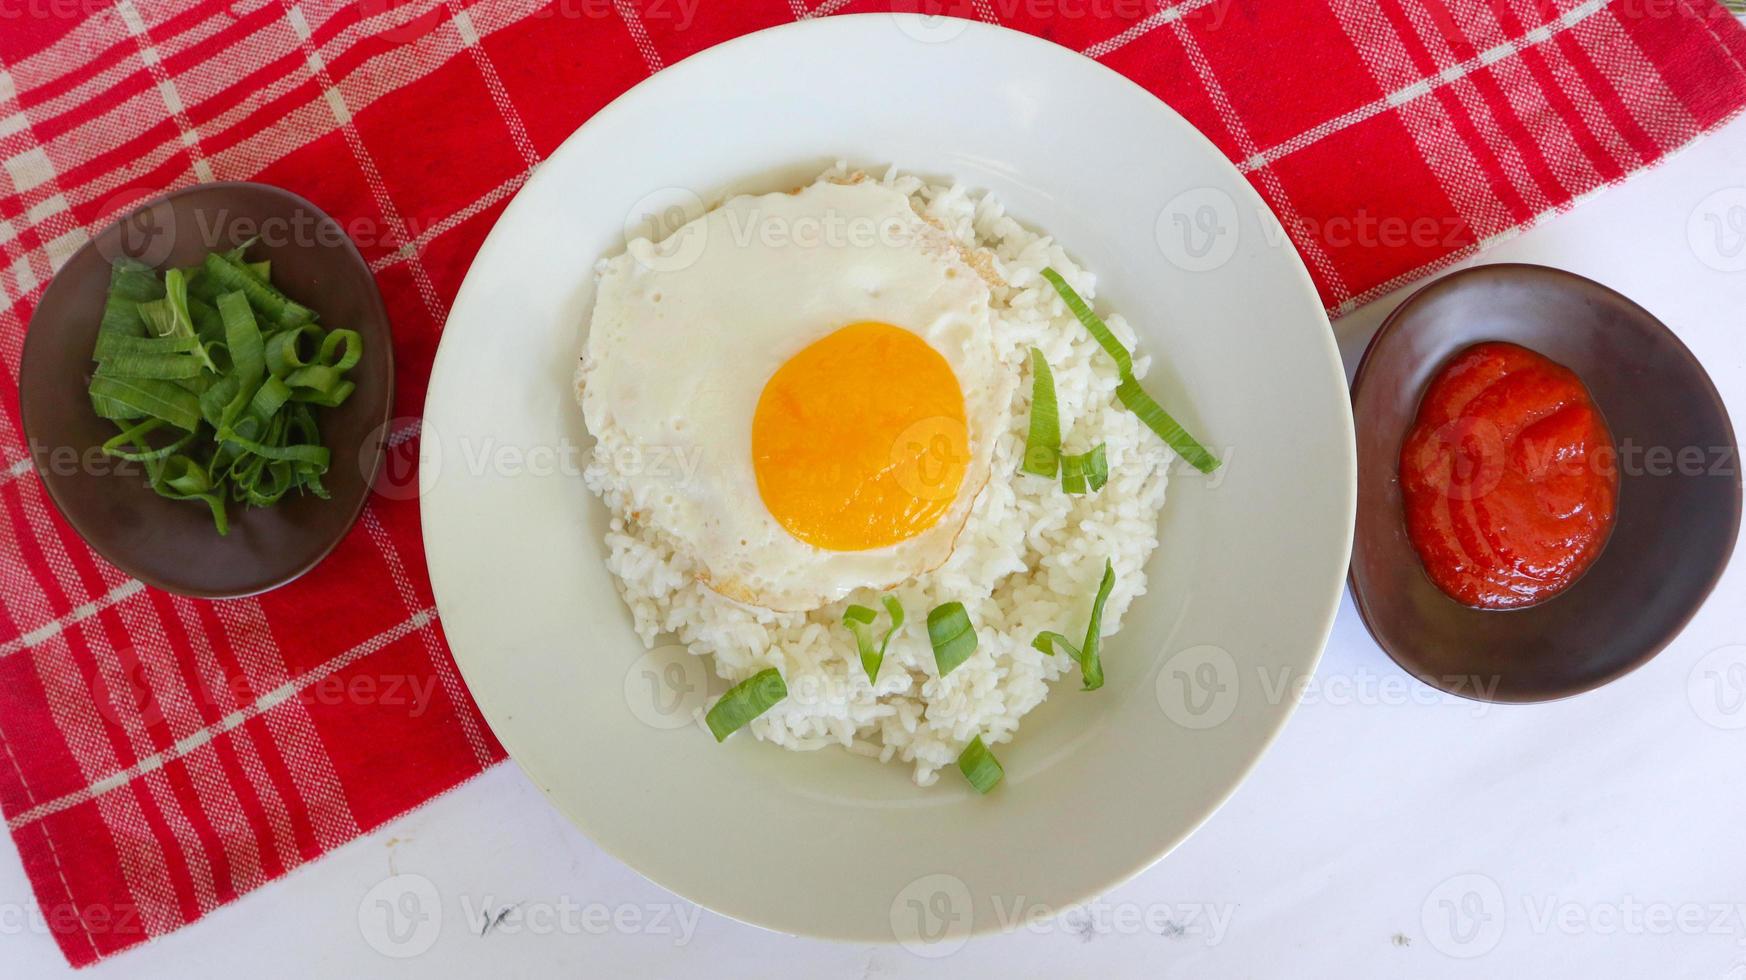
[1349,264,1740,703]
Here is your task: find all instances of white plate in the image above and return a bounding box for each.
[422,14,1355,947]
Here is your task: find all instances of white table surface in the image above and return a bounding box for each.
[4,111,1744,980]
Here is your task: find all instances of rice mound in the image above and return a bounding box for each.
[580,164,1174,785]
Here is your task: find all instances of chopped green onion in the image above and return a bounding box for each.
[223,238,261,263]
[163,268,217,372]
[1060,443,1108,495]
[1039,268,1131,376]
[100,420,195,462]
[284,364,345,396]
[94,331,197,359]
[1116,376,1221,474]
[928,601,978,677]
[136,300,173,338]
[1032,559,1117,691]
[97,259,162,337]
[265,324,322,376]
[94,352,203,381]
[843,595,904,684]
[292,380,355,408]
[217,431,329,467]
[88,376,201,431]
[201,252,317,329]
[1040,267,1220,474]
[85,250,360,534]
[247,375,293,422]
[705,668,787,742]
[1079,560,1116,690]
[844,607,876,664]
[1021,347,1060,477]
[216,292,266,436]
[188,295,226,347]
[147,455,228,534]
[198,373,240,429]
[319,329,362,372]
[218,291,264,385]
[957,735,1004,793]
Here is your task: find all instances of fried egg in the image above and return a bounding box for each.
[578,178,1012,611]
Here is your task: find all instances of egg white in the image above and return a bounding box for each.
[577,178,1012,611]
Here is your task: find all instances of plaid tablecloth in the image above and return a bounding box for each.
[1,0,1742,967]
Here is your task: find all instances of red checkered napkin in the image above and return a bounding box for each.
[0,0,1742,967]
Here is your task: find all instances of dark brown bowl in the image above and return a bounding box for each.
[1350,264,1740,703]
[18,182,393,598]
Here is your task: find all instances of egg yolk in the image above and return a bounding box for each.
[752,321,969,551]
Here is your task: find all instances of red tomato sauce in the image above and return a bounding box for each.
[1399,341,1618,609]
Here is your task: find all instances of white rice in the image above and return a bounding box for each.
[581,164,1174,785]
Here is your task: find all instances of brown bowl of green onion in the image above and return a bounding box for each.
[18,182,393,598]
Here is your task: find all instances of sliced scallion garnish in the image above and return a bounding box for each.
[94,330,197,358]
[705,668,787,742]
[1116,376,1220,475]
[927,601,978,677]
[93,351,203,381]
[99,419,194,462]
[88,376,201,431]
[201,252,317,329]
[145,455,228,534]
[957,735,1004,793]
[1021,347,1060,478]
[163,267,217,372]
[1060,443,1108,495]
[87,249,361,534]
[1032,559,1117,691]
[1039,267,1220,474]
[843,595,904,684]
[1040,267,1132,375]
